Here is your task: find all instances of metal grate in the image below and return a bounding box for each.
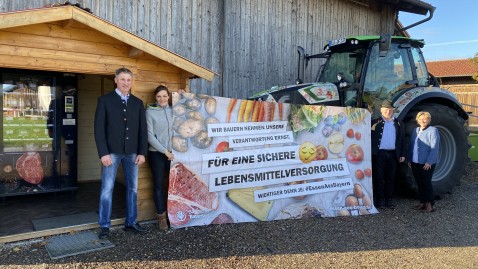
[46,231,114,259]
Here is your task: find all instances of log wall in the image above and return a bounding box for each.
[0,0,396,98]
[0,20,185,221]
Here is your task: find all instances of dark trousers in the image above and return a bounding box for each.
[148,151,171,214]
[372,150,398,203]
[411,162,435,205]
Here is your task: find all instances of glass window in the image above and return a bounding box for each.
[2,74,55,153]
[363,43,413,117]
[411,47,429,87]
[318,48,366,105]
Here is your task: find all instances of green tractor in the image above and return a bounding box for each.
[251,35,470,196]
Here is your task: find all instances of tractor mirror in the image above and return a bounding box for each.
[379,35,391,57]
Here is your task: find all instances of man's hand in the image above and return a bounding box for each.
[101,155,112,166]
[399,157,405,163]
[135,155,145,165]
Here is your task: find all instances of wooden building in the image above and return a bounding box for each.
[0,0,434,98]
[0,0,434,242]
[427,59,478,126]
[0,4,214,243]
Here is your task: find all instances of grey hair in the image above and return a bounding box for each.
[115,67,133,77]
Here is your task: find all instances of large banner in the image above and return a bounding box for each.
[167,92,375,228]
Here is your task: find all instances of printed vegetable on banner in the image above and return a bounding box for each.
[168,92,375,228]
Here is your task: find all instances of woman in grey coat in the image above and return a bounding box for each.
[146,86,174,230]
[408,111,440,213]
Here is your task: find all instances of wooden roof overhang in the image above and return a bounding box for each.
[0,5,215,81]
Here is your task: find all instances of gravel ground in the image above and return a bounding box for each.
[1,162,478,269]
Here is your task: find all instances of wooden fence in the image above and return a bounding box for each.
[444,84,478,126]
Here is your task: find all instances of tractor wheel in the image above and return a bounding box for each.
[401,104,470,196]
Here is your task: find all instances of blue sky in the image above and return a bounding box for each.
[398,0,478,62]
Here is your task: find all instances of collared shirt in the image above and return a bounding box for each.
[379,117,396,150]
[115,88,129,104]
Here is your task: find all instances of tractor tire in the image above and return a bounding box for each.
[401,104,470,196]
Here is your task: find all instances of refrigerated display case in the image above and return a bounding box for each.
[1,69,78,196]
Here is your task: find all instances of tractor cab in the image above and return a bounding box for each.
[317,36,432,119]
[252,36,434,120]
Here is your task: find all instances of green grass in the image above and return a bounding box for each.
[3,115,53,150]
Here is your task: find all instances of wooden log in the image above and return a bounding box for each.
[0,31,129,58]
[0,6,71,29]
[3,22,125,44]
[0,54,136,75]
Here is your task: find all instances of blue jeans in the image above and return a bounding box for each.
[99,153,138,227]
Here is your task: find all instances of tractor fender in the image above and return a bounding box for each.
[391,87,471,196]
[390,87,468,121]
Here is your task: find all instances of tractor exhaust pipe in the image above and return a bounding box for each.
[296,46,307,84]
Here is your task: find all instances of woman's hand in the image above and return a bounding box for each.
[423,163,432,170]
[165,151,174,161]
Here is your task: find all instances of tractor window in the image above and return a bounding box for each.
[411,47,429,86]
[318,48,365,105]
[363,43,412,118]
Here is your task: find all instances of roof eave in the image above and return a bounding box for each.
[393,0,435,16]
[0,5,215,81]
[0,6,73,29]
[432,74,475,78]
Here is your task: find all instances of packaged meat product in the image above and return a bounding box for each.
[167,162,219,226]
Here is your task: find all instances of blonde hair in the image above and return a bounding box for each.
[416,111,431,122]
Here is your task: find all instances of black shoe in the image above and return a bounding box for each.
[386,199,396,209]
[375,199,385,209]
[98,227,109,239]
[124,223,146,233]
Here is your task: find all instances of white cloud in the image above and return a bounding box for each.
[427,39,478,47]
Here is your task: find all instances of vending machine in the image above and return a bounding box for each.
[0,69,78,196]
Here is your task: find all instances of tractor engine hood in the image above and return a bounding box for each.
[249,82,340,106]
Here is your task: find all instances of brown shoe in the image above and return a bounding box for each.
[421,202,435,213]
[157,212,169,231]
[414,203,426,210]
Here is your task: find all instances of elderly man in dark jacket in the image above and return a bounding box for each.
[371,100,407,209]
[94,67,148,239]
